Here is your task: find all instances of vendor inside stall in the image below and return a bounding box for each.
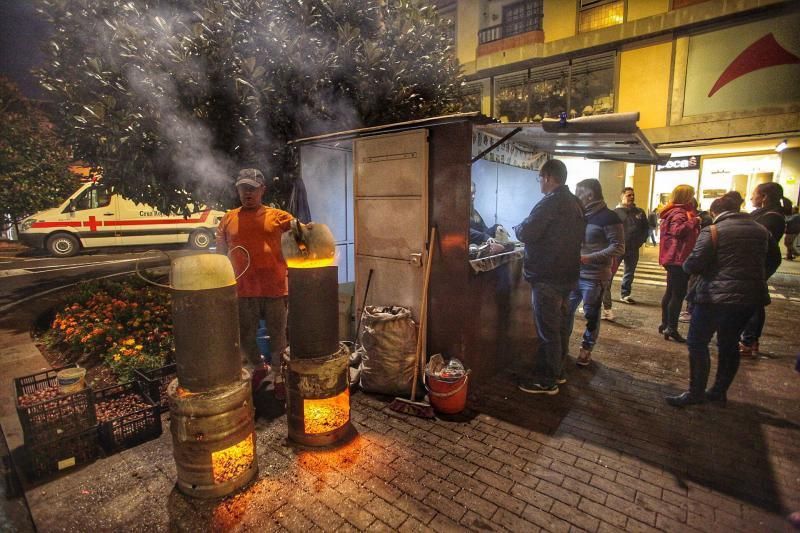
[470,181,511,258]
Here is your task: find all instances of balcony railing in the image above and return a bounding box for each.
[478,16,543,45]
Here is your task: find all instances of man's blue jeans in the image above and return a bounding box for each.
[530,281,575,387]
[567,278,609,352]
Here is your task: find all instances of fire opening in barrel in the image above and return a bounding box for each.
[303,390,350,435]
[211,433,255,484]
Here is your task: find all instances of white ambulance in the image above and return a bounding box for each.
[18,180,226,257]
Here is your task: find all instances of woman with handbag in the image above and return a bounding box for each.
[666,194,781,407]
[657,185,701,342]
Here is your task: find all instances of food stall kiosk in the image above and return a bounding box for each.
[290,112,665,382]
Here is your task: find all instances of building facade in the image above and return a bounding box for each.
[436,0,800,211]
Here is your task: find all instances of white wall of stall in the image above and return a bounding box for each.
[299,144,355,283]
[471,159,543,236]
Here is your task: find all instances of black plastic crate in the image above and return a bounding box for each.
[95,381,162,453]
[14,365,96,442]
[133,363,176,413]
[24,427,99,481]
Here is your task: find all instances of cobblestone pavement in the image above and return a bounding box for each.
[4,248,800,532]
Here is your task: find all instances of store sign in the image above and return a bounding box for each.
[656,155,700,172]
[683,13,800,116]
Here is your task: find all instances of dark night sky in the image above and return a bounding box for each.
[0,0,51,99]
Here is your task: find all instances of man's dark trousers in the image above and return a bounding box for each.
[620,246,640,298]
[530,281,575,387]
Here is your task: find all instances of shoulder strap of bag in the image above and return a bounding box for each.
[710,224,718,250]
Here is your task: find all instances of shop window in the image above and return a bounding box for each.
[460,81,484,113]
[578,0,624,33]
[569,54,615,117]
[493,53,615,122]
[479,0,543,45]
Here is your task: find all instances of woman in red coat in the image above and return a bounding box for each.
[658,185,701,342]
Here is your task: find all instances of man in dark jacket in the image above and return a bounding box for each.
[666,195,781,407]
[602,187,648,315]
[514,159,585,395]
[568,179,625,367]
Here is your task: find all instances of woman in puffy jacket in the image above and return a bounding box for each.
[739,182,789,356]
[666,194,781,407]
[658,185,700,342]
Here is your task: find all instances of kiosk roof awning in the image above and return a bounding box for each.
[290,112,667,165]
[475,112,668,165]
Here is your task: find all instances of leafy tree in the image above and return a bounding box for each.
[0,77,81,235]
[36,0,462,211]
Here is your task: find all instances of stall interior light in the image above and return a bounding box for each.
[775,140,788,152]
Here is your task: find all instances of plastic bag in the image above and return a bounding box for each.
[426,353,466,381]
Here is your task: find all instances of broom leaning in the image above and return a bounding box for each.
[389,226,436,418]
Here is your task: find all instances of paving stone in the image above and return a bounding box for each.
[561,477,607,505]
[447,470,489,496]
[459,510,505,531]
[454,488,498,519]
[589,475,636,501]
[510,482,555,512]
[522,504,571,533]
[428,513,464,533]
[421,473,460,498]
[535,479,581,507]
[423,489,467,523]
[474,467,515,492]
[604,493,656,526]
[368,496,409,529]
[579,497,627,528]
[482,486,527,515]
[550,500,600,532]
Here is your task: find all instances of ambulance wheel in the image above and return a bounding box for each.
[188,229,212,250]
[46,233,79,257]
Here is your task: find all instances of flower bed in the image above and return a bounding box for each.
[43,277,174,384]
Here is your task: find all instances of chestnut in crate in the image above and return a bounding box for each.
[14,365,96,442]
[94,382,162,453]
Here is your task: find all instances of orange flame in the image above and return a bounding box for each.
[303,390,350,434]
[211,433,255,484]
[286,256,336,269]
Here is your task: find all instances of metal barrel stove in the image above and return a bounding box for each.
[282,226,354,447]
[167,254,258,498]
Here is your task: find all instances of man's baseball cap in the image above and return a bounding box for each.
[235,168,265,188]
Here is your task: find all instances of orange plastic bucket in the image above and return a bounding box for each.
[425,370,470,414]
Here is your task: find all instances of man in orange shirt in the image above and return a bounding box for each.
[216,168,295,398]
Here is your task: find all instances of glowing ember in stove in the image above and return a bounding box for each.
[212,433,255,484]
[303,389,350,435]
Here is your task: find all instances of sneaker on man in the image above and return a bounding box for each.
[576,348,592,367]
[678,311,691,323]
[620,295,636,304]
[556,375,567,385]
[518,380,559,395]
[601,308,614,321]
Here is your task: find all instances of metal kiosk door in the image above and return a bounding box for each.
[354,130,429,321]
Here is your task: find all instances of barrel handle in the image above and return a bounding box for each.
[135,249,174,290]
[228,245,251,281]
[423,370,471,399]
